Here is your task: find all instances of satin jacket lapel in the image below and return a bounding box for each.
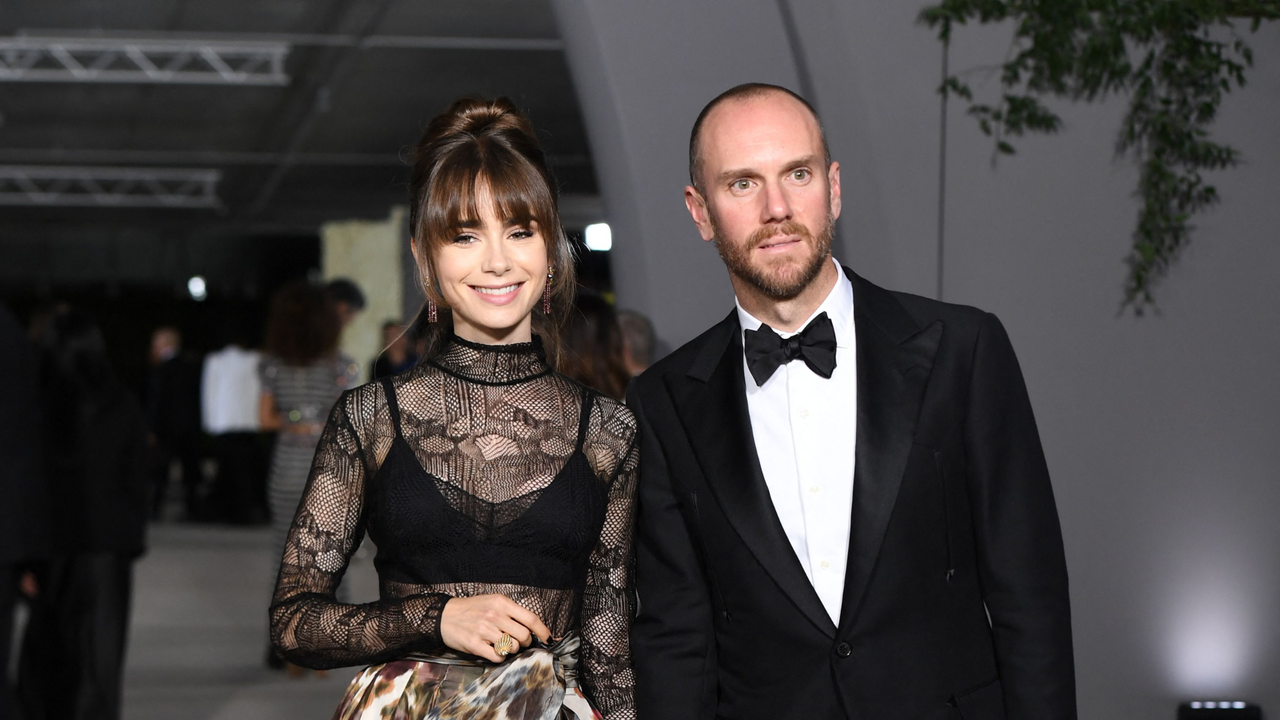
[838,270,943,631]
[666,312,837,638]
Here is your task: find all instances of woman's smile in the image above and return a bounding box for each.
[470,282,525,305]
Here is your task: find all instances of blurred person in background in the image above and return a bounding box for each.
[201,320,267,525]
[268,96,638,719]
[369,320,419,381]
[0,302,49,720]
[145,326,204,521]
[258,280,358,673]
[617,309,656,377]
[325,277,366,332]
[562,291,631,399]
[19,308,150,720]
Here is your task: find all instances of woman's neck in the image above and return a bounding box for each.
[451,315,533,346]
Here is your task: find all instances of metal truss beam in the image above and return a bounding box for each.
[17,29,565,52]
[0,148,592,167]
[0,37,289,85]
[0,166,222,209]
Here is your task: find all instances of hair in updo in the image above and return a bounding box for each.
[407,96,576,367]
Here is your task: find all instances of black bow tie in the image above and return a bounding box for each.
[743,312,838,387]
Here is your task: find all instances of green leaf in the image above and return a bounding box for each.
[923,0,1277,314]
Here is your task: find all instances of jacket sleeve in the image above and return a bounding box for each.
[626,383,718,720]
[964,312,1077,719]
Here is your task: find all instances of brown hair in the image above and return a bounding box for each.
[407,96,576,367]
[264,279,341,366]
[560,292,631,400]
[688,83,830,194]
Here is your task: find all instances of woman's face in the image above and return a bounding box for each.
[428,187,549,345]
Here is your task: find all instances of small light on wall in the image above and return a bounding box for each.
[584,222,612,252]
[188,275,207,301]
[1178,701,1260,719]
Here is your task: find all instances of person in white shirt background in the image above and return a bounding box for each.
[201,320,268,525]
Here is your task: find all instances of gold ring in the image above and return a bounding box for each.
[494,632,516,657]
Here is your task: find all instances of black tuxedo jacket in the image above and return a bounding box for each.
[626,269,1075,720]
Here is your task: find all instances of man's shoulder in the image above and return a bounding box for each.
[848,270,995,339]
[632,315,732,379]
[632,312,736,397]
[888,287,991,329]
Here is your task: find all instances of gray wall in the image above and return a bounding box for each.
[554,1,1280,717]
[551,0,805,344]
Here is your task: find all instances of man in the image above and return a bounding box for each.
[370,320,418,381]
[618,309,657,377]
[0,303,48,719]
[627,84,1075,719]
[145,326,204,520]
[326,277,366,330]
[201,321,267,524]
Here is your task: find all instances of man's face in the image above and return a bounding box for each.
[686,93,841,300]
[150,328,179,363]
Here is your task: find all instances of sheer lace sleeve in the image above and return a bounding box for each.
[269,383,451,670]
[579,394,640,720]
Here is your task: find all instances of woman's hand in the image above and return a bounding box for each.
[440,594,551,663]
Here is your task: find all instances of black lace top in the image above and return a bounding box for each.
[269,336,639,718]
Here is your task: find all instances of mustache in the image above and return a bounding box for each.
[748,220,812,248]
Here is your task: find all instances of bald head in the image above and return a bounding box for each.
[688,83,830,194]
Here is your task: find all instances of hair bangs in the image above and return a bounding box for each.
[419,142,558,247]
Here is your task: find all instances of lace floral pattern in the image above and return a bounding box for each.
[270,336,639,719]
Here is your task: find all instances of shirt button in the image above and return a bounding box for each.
[799,408,810,419]
[809,485,820,494]
[819,560,830,570]
[835,642,852,658]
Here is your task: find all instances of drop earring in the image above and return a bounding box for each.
[542,265,554,315]
[426,274,438,323]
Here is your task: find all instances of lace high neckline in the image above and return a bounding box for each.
[429,334,551,385]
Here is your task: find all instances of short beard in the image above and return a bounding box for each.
[711,213,835,300]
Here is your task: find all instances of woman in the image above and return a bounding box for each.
[561,291,631,400]
[269,97,639,720]
[20,309,150,720]
[258,280,359,670]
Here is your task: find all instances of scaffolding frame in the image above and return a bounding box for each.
[0,37,289,85]
[0,166,222,209]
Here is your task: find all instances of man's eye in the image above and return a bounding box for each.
[792,169,810,181]
[731,179,752,191]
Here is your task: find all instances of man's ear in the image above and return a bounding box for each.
[828,161,842,222]
[684,186,715,242]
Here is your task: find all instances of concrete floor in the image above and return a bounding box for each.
[123,523,379,720]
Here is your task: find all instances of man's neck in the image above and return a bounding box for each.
[733,258,840,333]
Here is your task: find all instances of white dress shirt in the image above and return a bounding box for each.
[201,345,263,434]
[736,257,856,624]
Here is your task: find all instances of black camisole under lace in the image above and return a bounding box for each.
[269,335,640,719]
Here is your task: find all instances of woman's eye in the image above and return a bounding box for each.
[510,229,534,240]
[451,233,477,244]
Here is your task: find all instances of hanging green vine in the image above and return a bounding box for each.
[919,0,1279,313]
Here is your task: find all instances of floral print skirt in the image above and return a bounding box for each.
[332,635,602,720]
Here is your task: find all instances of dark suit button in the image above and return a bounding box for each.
[835,642,852,658]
